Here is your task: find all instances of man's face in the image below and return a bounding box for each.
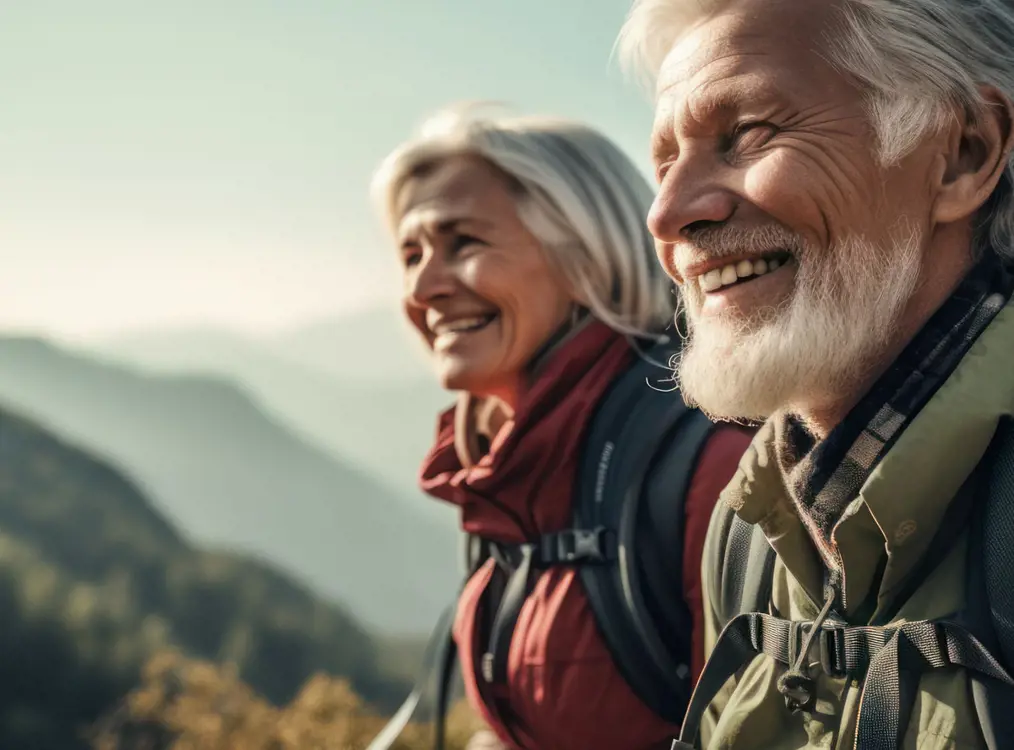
[648,0,940,422]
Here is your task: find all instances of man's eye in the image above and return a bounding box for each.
[729,122,777,152]
[402,249,421,267]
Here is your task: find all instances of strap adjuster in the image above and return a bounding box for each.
[539,527,616,565]
[816,626,846,678]
[791,622,847,678]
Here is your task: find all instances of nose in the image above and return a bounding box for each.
[647,158,737,245]
[404,250,456,309]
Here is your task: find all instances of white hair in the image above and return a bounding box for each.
[370,103,675,338]
[616,0,1014,260]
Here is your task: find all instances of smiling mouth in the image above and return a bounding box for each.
[432,313,498,338]
[698,251,794,293]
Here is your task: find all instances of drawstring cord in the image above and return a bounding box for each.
[776,594,836,713]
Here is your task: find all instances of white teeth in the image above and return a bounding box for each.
[700,268,724,293]
[434,316,492,335]
[698,256,790,293]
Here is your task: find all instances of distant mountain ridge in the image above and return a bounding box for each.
[92,307,456,507]
[0,403,410,748]
[267,306,433,383]
[0,335,460,634]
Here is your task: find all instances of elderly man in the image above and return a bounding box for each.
[618,0,1014,748]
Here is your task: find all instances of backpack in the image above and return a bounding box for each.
[367,340,718,750]
[671,416,1014,750]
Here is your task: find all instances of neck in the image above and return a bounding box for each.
[798,226,977,439]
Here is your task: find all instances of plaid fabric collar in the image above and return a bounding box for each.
[778,252,1014,555]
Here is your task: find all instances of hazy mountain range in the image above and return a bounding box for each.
[0,329,460,635]
[90,307,453,507]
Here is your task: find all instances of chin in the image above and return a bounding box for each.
[435,360,484,395]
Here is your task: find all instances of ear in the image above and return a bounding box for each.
[934,85,1014,225]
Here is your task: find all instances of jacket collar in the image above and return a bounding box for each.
[725,258,1014,617]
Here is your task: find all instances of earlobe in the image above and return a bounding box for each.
[934,86,1014,225]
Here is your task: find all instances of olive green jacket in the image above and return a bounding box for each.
[699,300,1014,750]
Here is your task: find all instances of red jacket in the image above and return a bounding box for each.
[421,323,753,750]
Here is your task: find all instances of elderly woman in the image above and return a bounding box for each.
[370,106,753,750]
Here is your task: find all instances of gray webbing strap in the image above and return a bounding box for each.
[671,614,1014,750]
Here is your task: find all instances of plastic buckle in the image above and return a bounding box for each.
[816,626,846,678]
[555,527,612,563]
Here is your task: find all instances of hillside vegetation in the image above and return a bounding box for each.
[0,406,412,749]
[92,650,484,750]
[0,335,459,632]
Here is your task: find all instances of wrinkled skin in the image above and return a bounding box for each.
[396,156,572,409]
[647,0,1014,432]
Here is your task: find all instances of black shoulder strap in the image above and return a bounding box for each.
[574,342,717,723]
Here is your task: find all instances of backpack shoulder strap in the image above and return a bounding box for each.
[981,415,1014,666]
[706,497,777,625]
[573,341,716,723]
[367,535,489,750]
[968,414,1014,745]
[365,603,458,750]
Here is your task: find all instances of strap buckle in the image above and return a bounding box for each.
[791,622,847,678]
[803,624,847,678]
[817,626,847,678]
[543,527,615,564]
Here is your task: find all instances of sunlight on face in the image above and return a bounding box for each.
[677,224,924,420]
[394,156,572,405]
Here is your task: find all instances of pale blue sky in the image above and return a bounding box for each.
[0,1,655,341]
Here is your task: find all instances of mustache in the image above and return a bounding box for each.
[679,224,806,259]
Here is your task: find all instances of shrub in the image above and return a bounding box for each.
[91,650,486,750]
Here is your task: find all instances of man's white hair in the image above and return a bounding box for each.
[371,103,675,338]
[616,0,1014,260]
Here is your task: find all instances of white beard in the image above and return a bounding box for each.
[676,225,924,422]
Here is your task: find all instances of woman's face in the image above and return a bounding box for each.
[395,156,572,405]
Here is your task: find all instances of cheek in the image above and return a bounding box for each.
[742,152,827,237]
[464,257,571,348]
[743,146,883,247]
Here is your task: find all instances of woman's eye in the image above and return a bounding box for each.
[401,249,421,267]
[451,234,484,253]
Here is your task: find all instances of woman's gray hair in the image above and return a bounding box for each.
[616,0,1014,260]
[371,103,675,338]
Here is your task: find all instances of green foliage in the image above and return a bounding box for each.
[0,335,459,632]
[0,407,412,749]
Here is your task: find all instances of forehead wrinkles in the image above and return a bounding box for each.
[654,55,770,147]
[396,168,479,229]
[658,23,774,106]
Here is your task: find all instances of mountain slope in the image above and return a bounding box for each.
[0,337,460,633]
[94,310,452,504]
[0,405,409,749]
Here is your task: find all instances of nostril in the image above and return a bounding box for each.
[683,219,724,236]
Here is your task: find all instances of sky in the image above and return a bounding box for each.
[0,1,656,342]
